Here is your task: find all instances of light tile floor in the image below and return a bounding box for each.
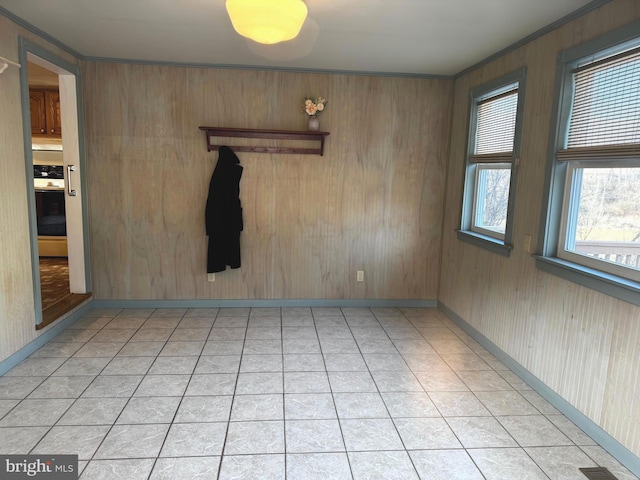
[0,307,637,480]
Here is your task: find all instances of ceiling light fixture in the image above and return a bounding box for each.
[225,0,308,45]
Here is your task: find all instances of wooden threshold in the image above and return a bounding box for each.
[37,292,92,330]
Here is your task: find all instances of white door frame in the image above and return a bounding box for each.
[18,37,91,326]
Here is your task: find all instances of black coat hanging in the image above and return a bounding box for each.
[205,145,243,273]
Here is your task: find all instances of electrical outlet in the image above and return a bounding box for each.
[207,273,215,282]
[523,234,532,253]
[356,270,364,282]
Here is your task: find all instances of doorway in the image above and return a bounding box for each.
[18,38,92,328]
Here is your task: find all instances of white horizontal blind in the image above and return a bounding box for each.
[565,47,640,153]
[472,89,518,162]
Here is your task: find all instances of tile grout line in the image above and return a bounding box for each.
[314,307,356,480]
[145,308,198,480]
[278,307,287,479]
[91,308,177,472]
[216,307,249,480]
[391,312,435,478]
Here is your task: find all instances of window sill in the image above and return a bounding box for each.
[456,230,512,257]
[534,255,640,307]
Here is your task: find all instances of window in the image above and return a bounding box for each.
[458,69,526,256]
[537,25,640,305]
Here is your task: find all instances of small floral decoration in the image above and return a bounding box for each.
[304,96,327,117]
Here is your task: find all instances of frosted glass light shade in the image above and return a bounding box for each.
[226,0,308,45]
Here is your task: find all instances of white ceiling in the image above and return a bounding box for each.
[0,0,598,76]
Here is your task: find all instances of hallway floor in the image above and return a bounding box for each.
[39,257,70,309]
[0,307,637,480]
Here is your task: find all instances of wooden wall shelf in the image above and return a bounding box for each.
[199,126,330,156]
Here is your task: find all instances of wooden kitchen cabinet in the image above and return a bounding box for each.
[29,90,47,136]
[30,89,61,138]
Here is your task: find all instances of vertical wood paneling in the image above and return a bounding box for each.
[440,0,640,458]
[83,64,453,301]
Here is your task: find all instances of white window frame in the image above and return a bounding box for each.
[537,22,640,306]
[471,162,512,240]
[557,160,640,283]
[457,69,527,256]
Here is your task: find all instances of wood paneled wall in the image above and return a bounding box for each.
[439,0,640,458]
[82,64,453,300]
[0,15,79,363]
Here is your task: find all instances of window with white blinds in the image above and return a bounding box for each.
[459,70,525,252]
[558,46,640,160]
[538,27,640,301]
[471,89,518,163]
[556,42,640,280]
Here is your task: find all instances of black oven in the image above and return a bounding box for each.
[34,164,65,180]
[34,165,66,236]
